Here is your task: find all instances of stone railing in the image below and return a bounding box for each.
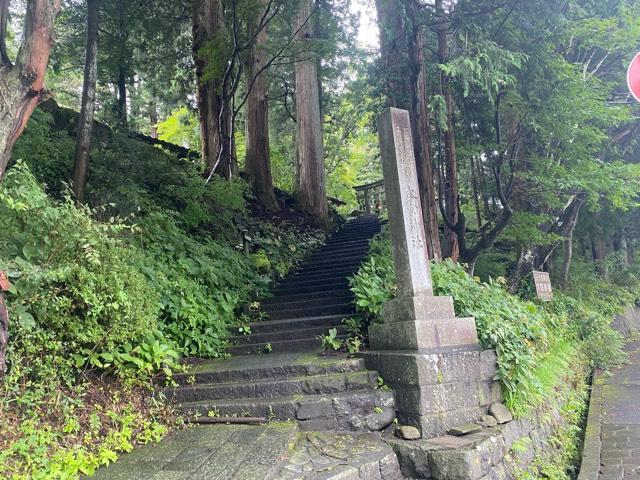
[354,179,386,215]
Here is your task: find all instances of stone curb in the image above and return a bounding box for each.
[576,370,603,480]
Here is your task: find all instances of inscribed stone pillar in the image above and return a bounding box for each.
[362,109,501,438]
[368,108,479,350]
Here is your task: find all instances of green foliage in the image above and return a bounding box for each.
[319,328,343,352]
[0,162,158,352]
[156,107,201,151]
[350,229,628,413]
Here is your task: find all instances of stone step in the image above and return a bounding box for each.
[173,353,366,385]
[278,267,357,286]
[274,280,351,295]
[175,389,395,432]
[254,301,355,320]
[308,246,369,259]
[229,324,347,346]
[291,263,362,277]
[313,239,371,252]
[227,335,348,356]
[259,289,352,306]
[232,314,350,335]
[299,254,368,269]
[259,293,353,310]
[167,370,378,403]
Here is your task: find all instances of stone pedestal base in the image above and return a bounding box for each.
[361,348,502,438]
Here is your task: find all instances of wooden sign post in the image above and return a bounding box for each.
[532,271,553,301]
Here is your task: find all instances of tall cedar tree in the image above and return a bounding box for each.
[192,0,236,179]
[436,0,460,262]
[375,0,442,259]
[244,1,279,211]
[72,0,99,203]
[294,0,329,229]
[0,0,61,181]
[0,0,60,377]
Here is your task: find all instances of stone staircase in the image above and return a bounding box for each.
[167,215,396,431]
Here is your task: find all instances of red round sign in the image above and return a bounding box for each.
[627,53,640,102]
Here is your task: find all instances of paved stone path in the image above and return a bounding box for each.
[90,423,402,479]
[598,342,640,479]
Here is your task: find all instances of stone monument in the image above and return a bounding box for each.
[362,108,501,437]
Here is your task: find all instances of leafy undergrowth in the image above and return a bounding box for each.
[0,107,325,478]
[349,227,633,415]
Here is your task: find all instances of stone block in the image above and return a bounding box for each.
[369,317,479,351]
[362,349,498,387]
[393,381,484,416]
[398,407,486,438]
[389,440,432,479]
[430,447,487,480]
[488,403,513,424]
[396,425,421,440]
[448,424,483,436]
[383,294,456,323]
[477,415,498,428]
[429,431,505,480]
[297,398,334,420]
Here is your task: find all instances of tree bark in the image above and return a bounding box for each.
[72,0,99,203]
[561,231,572,288]
[509,193,586,291]
[0,0,9,65]
[149,100,158,139]
[409,15,442,261]
[374,0,410,109]
[0,271,9,377]
[245,3,279,212]
[375,0,442,259]
[436,0,459,262]
[192,0,235,180]
[0,0,61,182]
[0,293,7,377]
[294,0,329,229]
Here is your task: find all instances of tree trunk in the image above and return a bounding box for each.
[192,0,235,180]
[117,66,127,126]
[374,0,410,109]
[561,231,572,288]
[0,292,7,377]
[436,0,459,262]
[407,3,441,260]
[0,271,9,377]
[244,5,279,212]
[375,0,442,259]
[72,0,99,203]
[294,0,329,229]
[0,0,9,65]
[509,193,586,291]
[149,101,158,139]
[0,0,61,182]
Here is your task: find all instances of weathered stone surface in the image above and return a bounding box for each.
[369,317,479,351]
[361,349,498,387]
[477,415,498,428]
[377,107,434,301]
[383,294,456,323]
[489,403,513,424]
[396,425,421,440]
[448,424,483,436]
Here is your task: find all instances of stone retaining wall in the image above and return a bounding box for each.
[387,404,566,480]
[612,305,640,336]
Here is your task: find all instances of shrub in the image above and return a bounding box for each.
[350,227,628,412]
[0,162,159,352]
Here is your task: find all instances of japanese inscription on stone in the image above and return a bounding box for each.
[378,108,433,299]
[532,271,553,301]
